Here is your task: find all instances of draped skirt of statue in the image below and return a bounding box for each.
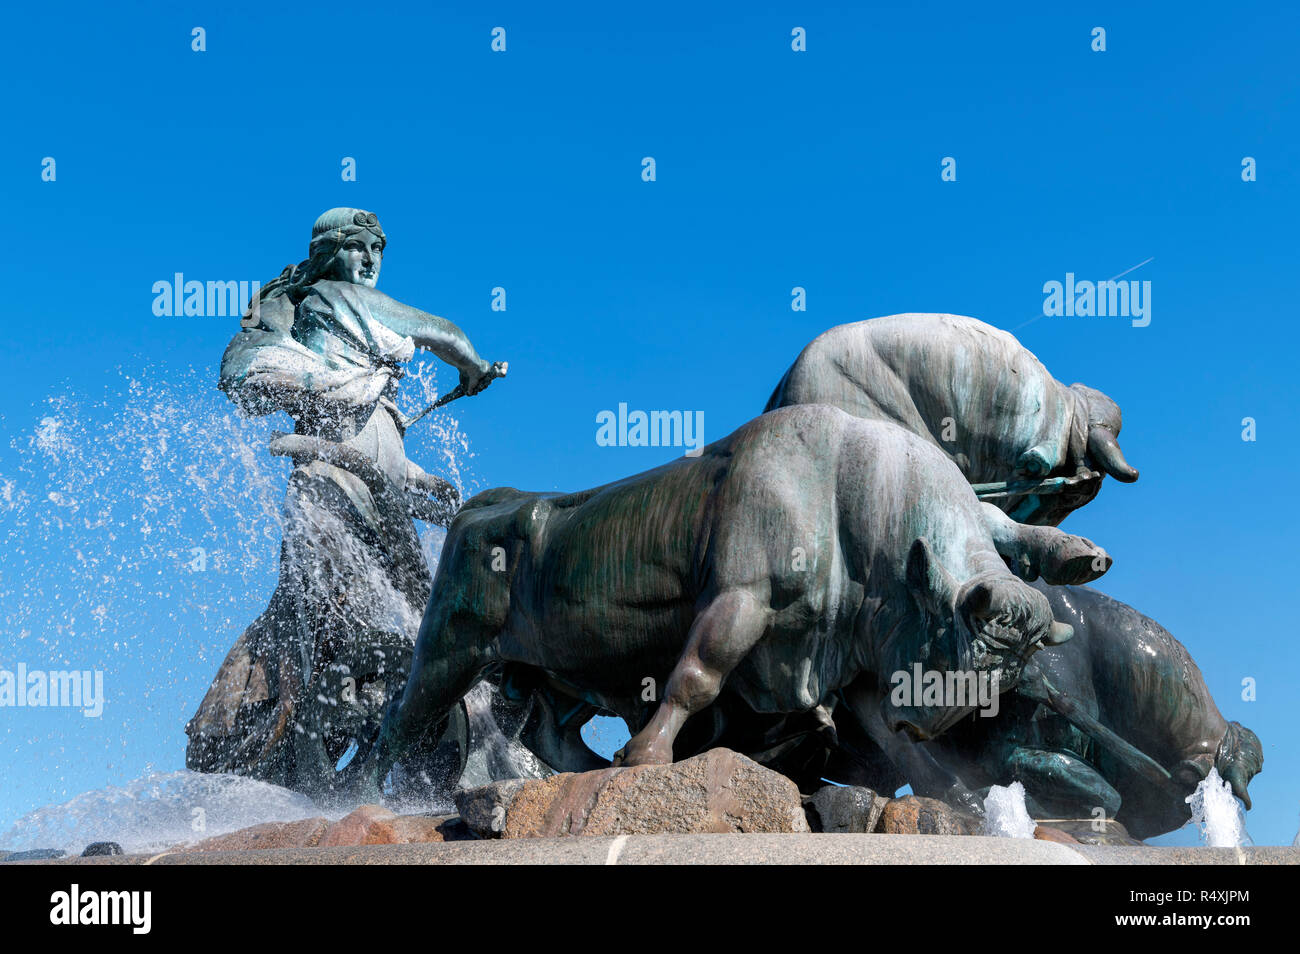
[185,454,432,794]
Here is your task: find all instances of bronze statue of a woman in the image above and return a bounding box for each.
[186,208,504,794]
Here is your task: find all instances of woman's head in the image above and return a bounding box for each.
[309,208,387,288]
[250,208,388,316]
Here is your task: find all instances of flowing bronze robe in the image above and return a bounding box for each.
[187,282,433,793]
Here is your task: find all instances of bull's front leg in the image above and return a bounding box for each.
[614,588,768,767]
[337,598,498,802]
[841,680,986,817]
[979,503,1111,585]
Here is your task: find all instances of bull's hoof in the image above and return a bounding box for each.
[612,740,674,768]
[1042,537,1111,585]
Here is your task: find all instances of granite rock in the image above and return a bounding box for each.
[459,748,810,839]
[81,842,124,856]
[805,785,890,833]
[1037,818,1144,846]
[188,816,331,852]
[1033,825,1080,845]
[876,796,982,836]
[319,805,470,846]
[184,806,474,852]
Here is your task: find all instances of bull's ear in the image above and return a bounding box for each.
[906,537,958,614]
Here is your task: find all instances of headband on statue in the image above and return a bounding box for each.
[308,207,386,258]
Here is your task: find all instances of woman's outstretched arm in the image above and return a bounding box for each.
[363,290,494,391]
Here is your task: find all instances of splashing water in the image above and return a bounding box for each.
[982,781,1037,838]
[0,359,478,832]
[1186,767,1252,847]
[0,770,328,857]
[403,360,476,495]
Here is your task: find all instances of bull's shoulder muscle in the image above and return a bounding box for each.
[1041,584,1205,697]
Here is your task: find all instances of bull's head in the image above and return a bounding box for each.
[887,538,1072,740]
[1071,384,1139,483]
[1005,385,1138,526]
[1171,722,1262,811]
[1216,722,1263,810]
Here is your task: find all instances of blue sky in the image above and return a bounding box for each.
[1,2,1297,845]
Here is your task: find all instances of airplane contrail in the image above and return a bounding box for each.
[1012,257,1153,332]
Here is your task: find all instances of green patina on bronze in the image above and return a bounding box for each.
[344,404,1114,804]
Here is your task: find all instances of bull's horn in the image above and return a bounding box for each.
[1224,769,1252,811]
[1218,722,1261,811]
[1087,426,1139,483]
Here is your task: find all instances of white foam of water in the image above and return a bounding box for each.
[0,770,327,857]
[1186,767,1252,848]
[982,781,1037,838]
[0,363,469,661]
[0,360,476,833]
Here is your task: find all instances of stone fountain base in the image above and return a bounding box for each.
[6,749,1287,865]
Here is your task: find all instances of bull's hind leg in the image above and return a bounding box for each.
[614,588,768,767]
[841,679,986,817]
[1005,746,1121,819]
[980,503,1112,584]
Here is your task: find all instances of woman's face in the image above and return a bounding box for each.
[330,230,383,287]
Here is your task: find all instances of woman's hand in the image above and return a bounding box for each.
[459,359,506,396]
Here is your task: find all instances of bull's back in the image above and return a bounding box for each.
[509,407,868,688]
[767,314,1068,484]
[1034,583,1226,765]
[481,450,732,685]
[536,406,853,605]
[538,457,715,604]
